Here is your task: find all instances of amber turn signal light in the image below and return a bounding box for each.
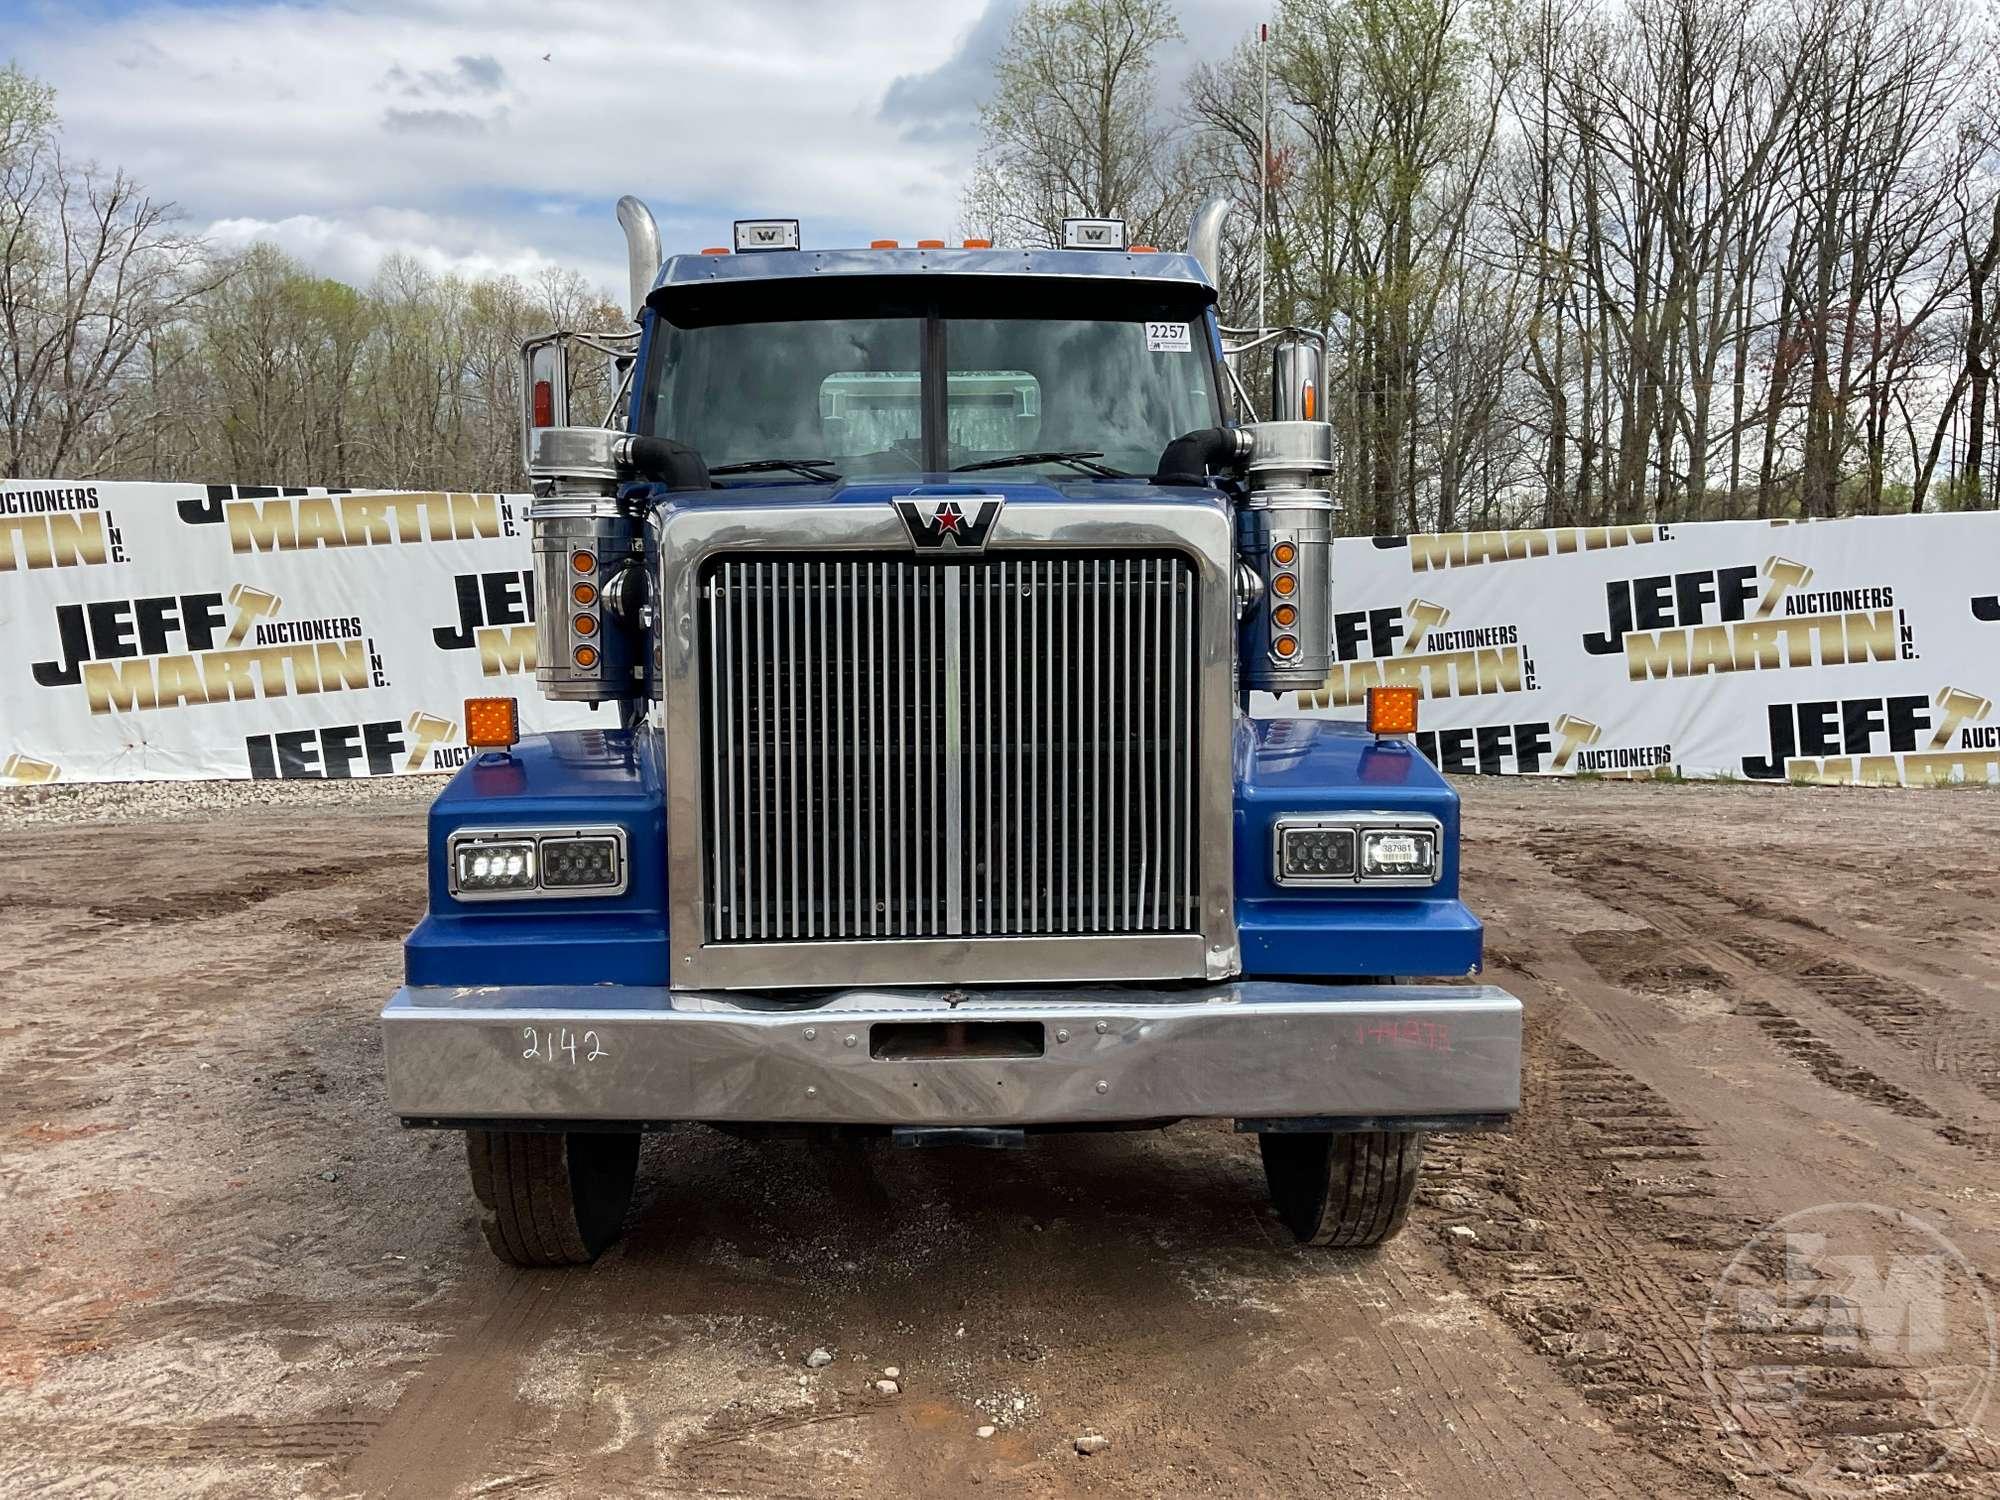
[573,644,599,668]
[571,550,596,574]
[1272,602,1297,628]
[1367,685,1420,736]
[1273,633,1299,658]
[1272,540,1297,566]
[573,613,597,637]
[464,696,520,750]
[572,580,597,606]
[1271,572,1296,597]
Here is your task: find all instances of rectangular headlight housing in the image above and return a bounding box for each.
[539,834,622,890]
[1273,814,1442,889]
[1360,826,1438,882]
[454,837,536,893]
[1276,823,1357,883]
[447,826,627,901]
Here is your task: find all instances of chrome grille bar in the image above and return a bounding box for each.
[700,553,1199,945]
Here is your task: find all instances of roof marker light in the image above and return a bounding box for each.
[733,218,801,252]
[916,238,945,249]
[1061,217,1126,250]
[699,246,729,256]
[962,238,993,249]
[870,239,900,249]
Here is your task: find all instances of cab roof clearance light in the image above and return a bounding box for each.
[1061,217,1127,251]
[733,218,801,252]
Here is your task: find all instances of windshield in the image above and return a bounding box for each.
[641,286,1219,479]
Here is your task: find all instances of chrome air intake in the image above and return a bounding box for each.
[1237,418,1335,693]
[526,426,644,703]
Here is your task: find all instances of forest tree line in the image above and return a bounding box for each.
[970,0,2000,531]
[0,63,617,495]
[7,0,2000,533]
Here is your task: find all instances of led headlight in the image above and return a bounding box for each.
[1360,827,1437,881]
[454,838,537,892]
[1276,823,1357,883]
[540,834,622,890]
[1273,814,1442,888]
[447,826,629,900]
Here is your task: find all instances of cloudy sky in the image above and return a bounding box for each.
[6,0,1255,299]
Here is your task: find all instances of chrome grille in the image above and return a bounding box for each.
[700,554,1200,943]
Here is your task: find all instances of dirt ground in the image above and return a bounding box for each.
[3,777,1998,1499]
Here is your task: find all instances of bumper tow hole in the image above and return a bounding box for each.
[869,1021,1044,1061]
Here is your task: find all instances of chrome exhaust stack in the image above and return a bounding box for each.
[616,195,662,324]
[1187,195,1232,288]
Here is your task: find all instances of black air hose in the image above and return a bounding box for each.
[1153,426,1250,487]
[622,434,712,490]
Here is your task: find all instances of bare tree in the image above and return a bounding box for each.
[0,65,210,479]
[963,0,1192,248]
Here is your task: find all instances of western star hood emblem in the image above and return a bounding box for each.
[894,495,1004,552]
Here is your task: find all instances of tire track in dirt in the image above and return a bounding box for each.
[1525,832,2000,1149]
[1426,1028,1989,1494]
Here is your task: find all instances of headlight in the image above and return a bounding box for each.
[1273,814,1441,888]
[540,834,622,889]
[1276,823,1357,882]
[1360,827,1437,881]
[447,826,627,900]
[455,838,537,893]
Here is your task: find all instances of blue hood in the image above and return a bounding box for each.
[623,472,1226,513]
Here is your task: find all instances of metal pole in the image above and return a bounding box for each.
[1258,21,1269,333]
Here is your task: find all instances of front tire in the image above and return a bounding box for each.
[466,1129,640,1266]
[1259,1129,1425,1248]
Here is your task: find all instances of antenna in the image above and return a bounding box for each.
[1259,20,1270,333]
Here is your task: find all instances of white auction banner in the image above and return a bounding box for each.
[0,481,598,783]
[4,482,1998,785]
[1260,514,2000,785]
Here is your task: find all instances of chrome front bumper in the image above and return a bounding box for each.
[381,982,1521,1128]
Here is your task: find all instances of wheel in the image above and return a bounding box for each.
[465,1129,640,1266]
[1259,1129,1425,1248]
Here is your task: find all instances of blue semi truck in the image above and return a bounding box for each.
[379,199,1522,1265]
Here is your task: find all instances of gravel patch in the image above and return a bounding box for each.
[0,775,439,828]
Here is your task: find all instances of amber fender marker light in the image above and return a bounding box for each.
[464,696,520,751]
[1367,685,1420,737]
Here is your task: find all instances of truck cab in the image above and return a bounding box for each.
[380,203,1521,1265]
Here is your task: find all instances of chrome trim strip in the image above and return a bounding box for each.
[655,498,1240,990]
[943,573,964,935]
[383,981,1521,1126]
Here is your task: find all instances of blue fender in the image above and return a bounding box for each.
[1232,717,1485,980]
[403,728,669,987]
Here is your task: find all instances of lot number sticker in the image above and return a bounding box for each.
[1147,321,1192,353]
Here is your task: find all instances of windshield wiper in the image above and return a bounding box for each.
[709,456,841,481]
[954,449,1129,478]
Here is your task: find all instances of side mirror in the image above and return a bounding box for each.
[520,333,572,474]
[1270,337,1322,423]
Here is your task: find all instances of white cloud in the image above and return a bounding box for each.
[201,209,619,291]
[13,0,999,291]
